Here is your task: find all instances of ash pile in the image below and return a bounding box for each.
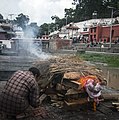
[33,55,107,110]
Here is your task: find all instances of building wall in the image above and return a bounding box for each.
[0,40,13,48]
[75,18,114,34]
[89,24,119,43]
[101,27,110,42]
[102,25,119,42]
[49,38,72,51]
[56,39,72,49]
[0,33,6,40]
[67,29,78,38]
[0,23,15,40]
[112,25,119,40]
[96,26,102,42]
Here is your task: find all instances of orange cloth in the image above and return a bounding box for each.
[77,75,99,88]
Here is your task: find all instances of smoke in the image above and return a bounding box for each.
[17,0,72,59]
[18,27,51,60]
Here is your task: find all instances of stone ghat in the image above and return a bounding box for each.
[0,55,38,81]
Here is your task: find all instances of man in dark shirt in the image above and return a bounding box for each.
[0,67,40,119]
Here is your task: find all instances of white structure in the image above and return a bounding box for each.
[13,25,24,38]
[49,28,69,39]
[59,27,69,39]
[74,18,119,36]
[0,40,13,48]
[49,30,59,38]
[65,23,79,38]
[49,17,119,39]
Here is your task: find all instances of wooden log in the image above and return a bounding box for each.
[102,93,119,100]
[65,89,83,95]
[62,78,82,90]
[39,94,47,104]
[64,72,81,80]
[64,98,88,106]
[112,102,119,106]
[65,91,88,101]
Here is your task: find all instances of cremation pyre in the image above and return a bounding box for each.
[33,55,107,110]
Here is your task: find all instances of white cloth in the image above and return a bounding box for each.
[85,79,102,98]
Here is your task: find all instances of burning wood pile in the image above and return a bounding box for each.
[33,55,107,109]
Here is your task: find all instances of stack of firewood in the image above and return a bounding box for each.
[33,55,107,107]
[34,55,106,85]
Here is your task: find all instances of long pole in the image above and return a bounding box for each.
[66,16,67,25]
[109,9,113,48]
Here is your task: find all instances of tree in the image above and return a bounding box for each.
[72,0,118,21]
[0,14,3,19]
[48,23,57,33]
[64,8,75,23]
[24,22,39,38]
[14,13,29,30]
[0,14,5,23]
[40,23,49,36]
[51,15,67,30]
[51,15,60,23]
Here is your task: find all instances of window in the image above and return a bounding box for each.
[83,28,87,31]
[91,29,93,33]
[94,28,96,32]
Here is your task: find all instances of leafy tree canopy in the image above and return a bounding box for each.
[0,14,3,19]
[24,22,39,38]
[14,13,29,30]
[73,0,119,21]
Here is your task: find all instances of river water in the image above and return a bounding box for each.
[97,65,119,90]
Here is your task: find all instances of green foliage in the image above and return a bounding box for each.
[24,22,39,38]
[51,15,66,29]
[40,17,66,36]
[51,15,60,24]
[64,8,75,23]
[0,14,3,19]
[14,13,29,30]
[77,53,119,67]
[73,0,113,21]
[40,23,48,36]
